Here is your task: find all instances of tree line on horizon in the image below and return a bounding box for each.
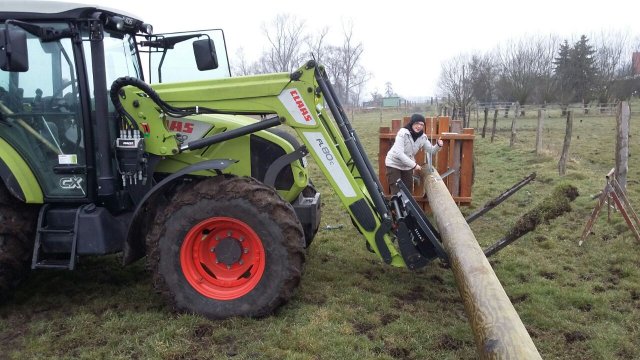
[438,31,640,122]
[231,15,640,115]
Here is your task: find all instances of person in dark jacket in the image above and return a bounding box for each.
[384,113,443,193]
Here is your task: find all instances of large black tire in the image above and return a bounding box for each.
[146,176,306,319]
[0,185,39,301]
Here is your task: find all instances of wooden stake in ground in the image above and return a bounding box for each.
[558,111,573,176]
[535,109,544,155]
[615,101,630,191]
[490,109,498,143]
[481,107,488,138]
[510,115,517,147]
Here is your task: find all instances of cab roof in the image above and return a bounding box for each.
[0,1,143,23]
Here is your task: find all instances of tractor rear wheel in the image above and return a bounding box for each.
[147,176,306,319]
[0,185,39,300]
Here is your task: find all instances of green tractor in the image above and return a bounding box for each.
[0,2,446,319]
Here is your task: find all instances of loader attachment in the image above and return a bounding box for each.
[390,180,448,269]
[313,64,447,268]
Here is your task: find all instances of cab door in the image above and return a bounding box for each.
[0,24,87,199]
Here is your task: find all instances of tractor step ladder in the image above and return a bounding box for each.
[32,204,83,270]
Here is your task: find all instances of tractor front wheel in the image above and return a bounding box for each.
[147,176,306,319]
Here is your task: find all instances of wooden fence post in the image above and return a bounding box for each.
[616,101,630,191]
[491,109,498,143]
[510,115,517,147]
[535,109,544,155]
[558,111,573,176]
[482,107,488,138]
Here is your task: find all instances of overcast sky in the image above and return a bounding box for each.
[83,0,639,99]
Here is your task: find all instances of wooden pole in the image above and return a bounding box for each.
[482,107,488,138]
[509,115,517,147]
[615,101,630,191]
[466,172,536,224]
[490,109,498,143]
[558,111,573,176]
[424,170,541,359]
[535,109,544,155]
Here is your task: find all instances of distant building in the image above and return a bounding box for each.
[634,52,640,76]
[362,96,406,108]
[382,97,401,107]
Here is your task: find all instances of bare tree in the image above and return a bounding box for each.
[592,30,632,105]
[497,37,546,115]
[533,35,560,105]
[260,14,308,73]
[307,27,330,65]
[438,54,474,125]
[323,21,369,107]
[468,51,498,104]
[231,47,254,76]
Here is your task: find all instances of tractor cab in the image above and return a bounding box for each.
[0,2,230,202]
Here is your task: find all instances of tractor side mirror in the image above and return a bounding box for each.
[193,39,218,71]
[0,28,29,72]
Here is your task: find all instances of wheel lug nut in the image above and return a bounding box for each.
[210,247,215,252]
[239,236,244,242]
[226,265,231,270]
[227,231,232,236]
[239,260,244,265]
[243,248,249,254]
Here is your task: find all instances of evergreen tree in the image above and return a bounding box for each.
[553,40,572,113]
[570,35,597,108]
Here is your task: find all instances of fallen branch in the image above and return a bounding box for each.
[484,183,579,257]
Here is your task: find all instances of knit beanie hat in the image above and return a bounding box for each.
[405,113,425,141]
[409,113,425,126]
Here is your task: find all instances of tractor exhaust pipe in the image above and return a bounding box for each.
[424,169,541,359]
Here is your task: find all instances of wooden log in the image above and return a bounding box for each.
[424,169,541,359]
[558,111,573,176]
[615,101,630,191]
[535,109,544,155]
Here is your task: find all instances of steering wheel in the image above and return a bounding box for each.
[51,79,75,98]
[48,79,77,112]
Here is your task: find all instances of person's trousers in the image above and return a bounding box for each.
[386,166,414,194]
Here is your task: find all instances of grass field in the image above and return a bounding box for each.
[1,103,640,359]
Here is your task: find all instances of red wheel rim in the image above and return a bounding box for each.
[180,217,265,300]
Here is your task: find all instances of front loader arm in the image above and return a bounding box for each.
[114,61,405,267]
